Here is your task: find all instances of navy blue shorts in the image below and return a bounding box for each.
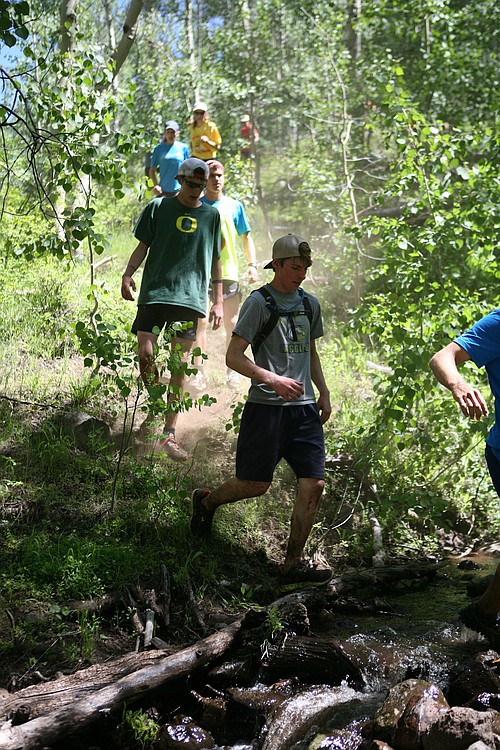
[235,402,325,482]
[131,304,199,340]
[486,444,500,497]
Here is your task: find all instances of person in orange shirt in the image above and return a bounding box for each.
[188,101,221,161]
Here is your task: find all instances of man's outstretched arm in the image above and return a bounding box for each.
[429,342,488,421]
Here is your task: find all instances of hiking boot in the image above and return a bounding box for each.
[459,601,500,648]
[278,561,333,592]
[158,435,188,461]
[190,489,215,537]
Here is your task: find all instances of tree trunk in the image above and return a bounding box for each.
[111,0,146,80]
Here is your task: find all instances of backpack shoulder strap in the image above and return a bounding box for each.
[302,291,313,324]
[251,287,279,356]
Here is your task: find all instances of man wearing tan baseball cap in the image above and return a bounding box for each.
[191,233,333,590]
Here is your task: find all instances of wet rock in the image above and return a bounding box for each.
[466,692,500,712]
[154,714,215,749]
[447,657,500,706]
[467,742,495,750]
[457,561,482,571]
[257,685,364,750]
[373,679,448,747]
[422,706,496,750]
[307,717,368,749]
[393,683,449,750]
[208,658,256,687]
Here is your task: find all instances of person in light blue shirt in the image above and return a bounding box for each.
[430,309,500,647]
[149,120,190,196]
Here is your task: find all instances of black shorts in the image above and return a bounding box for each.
[131,304,200,340]
[208,280,241,301]
[235,402,325,482]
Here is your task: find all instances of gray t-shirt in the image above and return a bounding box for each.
[233,284,323,405]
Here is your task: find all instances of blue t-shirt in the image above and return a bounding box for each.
[455,309,500,452]
[151,140,190,193]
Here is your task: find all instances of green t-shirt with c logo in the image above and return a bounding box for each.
[134,196,221,316]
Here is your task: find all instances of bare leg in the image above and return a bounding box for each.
[206,477,271,509]
[223,293,240,349]
[478,562,500,618]
[282,477,325,573]
[137,331,159,386]
[194,314,208,370]
[193,297,209,371]
[164,335,194,433]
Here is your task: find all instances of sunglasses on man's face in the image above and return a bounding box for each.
[194,110,205,115]
[183,178,206,189]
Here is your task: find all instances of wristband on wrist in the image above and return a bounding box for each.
[248,263,257,268]
[211,279,223,284]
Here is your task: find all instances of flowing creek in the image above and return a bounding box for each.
[48,555,500,749]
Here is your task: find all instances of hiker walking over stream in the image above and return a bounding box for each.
[191,234,332,590]
[430,310,500,647]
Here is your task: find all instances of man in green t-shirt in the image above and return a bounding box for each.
[121,158,223,460]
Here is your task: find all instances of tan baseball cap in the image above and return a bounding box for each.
[263,234,312,269]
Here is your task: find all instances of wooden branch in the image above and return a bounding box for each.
[0,619,243,750]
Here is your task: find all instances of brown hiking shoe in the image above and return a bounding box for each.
[190,489,215,536]
[158,435,188,461]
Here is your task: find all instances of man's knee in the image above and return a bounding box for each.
[245,480,271,497]
[302,478,325,502]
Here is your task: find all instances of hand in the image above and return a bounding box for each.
[209,301,223,330]
[200,135,210,144]
[272,376,304,401]
[153,185,162,196]
[450,381,489,420]
[247,266,259,283]
[317,392,332,424]
[121,275,136,301]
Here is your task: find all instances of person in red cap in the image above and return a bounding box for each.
[240,114,259,160]
[188,101,221,161]
[121,158,223,461]
[191,234,332,590]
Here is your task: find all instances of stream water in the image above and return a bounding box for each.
[225,554,499,750]
[53,555,500,750]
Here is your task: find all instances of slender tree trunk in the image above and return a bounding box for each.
[185,0,199,100]
[59,0,78,55]
[111,0,146,80]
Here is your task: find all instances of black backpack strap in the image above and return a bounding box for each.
[302,292,312,325]
[251,286,313,356]
[251,287,279,356]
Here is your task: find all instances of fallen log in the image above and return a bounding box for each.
[0,618,243,750]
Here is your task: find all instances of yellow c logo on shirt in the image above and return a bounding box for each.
[176,216,198,233]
